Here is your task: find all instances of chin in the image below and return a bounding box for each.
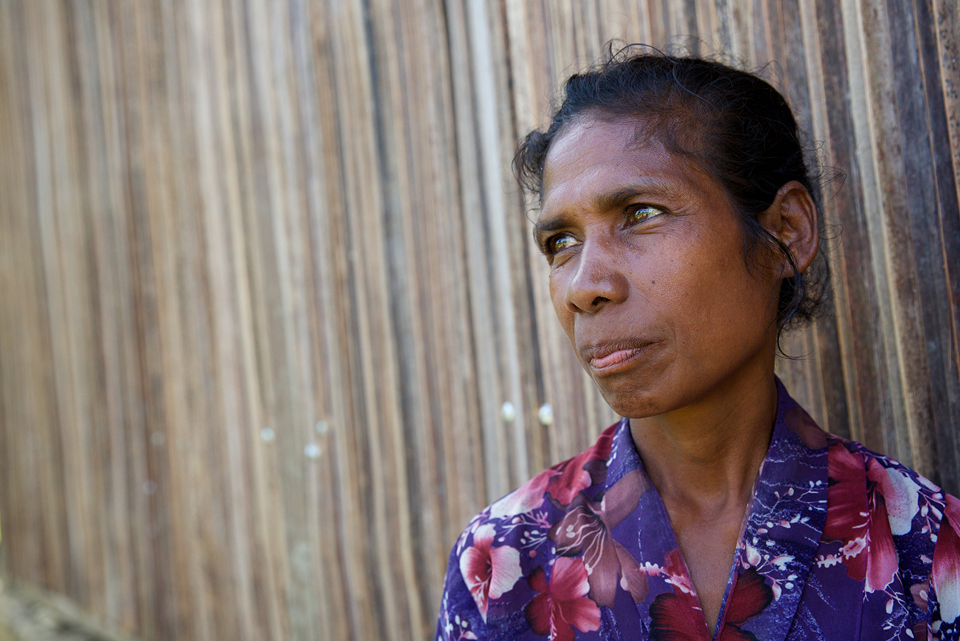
[596,382,667,419]
[593,365,704,418]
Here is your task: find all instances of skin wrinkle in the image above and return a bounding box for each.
[538,114,819,634]
[515,58,829,341]
[437,50,951,641]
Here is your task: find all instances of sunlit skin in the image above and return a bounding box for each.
[536,114,819,635]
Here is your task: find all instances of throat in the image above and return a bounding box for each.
[665,498,751,637]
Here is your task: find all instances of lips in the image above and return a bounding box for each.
[582,339,656,373]
[591,348,641,369]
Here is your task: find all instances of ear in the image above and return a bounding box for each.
[758,181,819,277]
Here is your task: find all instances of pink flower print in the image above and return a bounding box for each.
[549,469,649,606]
[861,459,900,592]
[933,495,960,624]
[648,588,710,641]
[874,464,921,535]
[526,558,601,641]
[491,427,617,521]
[720,569,775,637]
[662,549,697,596]
[546,450,596,506]
[545,428,615,507]
[648,567,772,641]
[823,441,869,544]
[489,468,552,519]
[647,552,709,641]
[822,442,898,592]
[459,524,522,621]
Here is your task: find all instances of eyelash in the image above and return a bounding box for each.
[541,204,666,258]
[626,204,666,225]
[542,233,576,256]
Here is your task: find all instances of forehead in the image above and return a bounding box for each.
[540,116,709,214]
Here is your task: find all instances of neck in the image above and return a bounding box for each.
[629,371,778,514]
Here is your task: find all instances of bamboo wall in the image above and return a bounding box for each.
[0,0,957,640]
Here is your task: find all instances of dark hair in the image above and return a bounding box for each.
[514,46,828,338]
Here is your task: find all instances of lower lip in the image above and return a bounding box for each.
[588,344,655,374]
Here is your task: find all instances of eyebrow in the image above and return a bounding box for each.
[531,218,567,247]
[533,180,679,243]
[592,183,676,211]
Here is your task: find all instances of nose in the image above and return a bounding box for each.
[562,238,629,313]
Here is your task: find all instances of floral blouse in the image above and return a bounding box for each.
[436,382,960,640]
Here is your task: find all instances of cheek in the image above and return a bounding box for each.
[655,241,773,335]
[548,272,574,329]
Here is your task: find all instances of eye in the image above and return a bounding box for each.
[544,233,579,257]
[626,204,666,225]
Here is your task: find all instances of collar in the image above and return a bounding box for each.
[599,379,830,639]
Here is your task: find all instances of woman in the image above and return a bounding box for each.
[436,51,960,640]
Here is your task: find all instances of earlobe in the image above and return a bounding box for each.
[762,181,819,277]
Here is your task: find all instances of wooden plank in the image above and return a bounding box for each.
[0,1,958,640]
[912,0,960,490]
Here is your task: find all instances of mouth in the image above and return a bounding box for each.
[582,339,657,375]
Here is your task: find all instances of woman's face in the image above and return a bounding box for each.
[536,115,782,419]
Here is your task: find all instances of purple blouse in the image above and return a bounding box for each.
[436,382,960,640]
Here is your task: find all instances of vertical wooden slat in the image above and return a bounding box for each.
[928,0,960,493]
[1,2,958,640]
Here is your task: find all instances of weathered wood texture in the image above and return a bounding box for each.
[0,0,957,639]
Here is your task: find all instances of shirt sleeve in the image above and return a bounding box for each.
[436,542,487,641]
[929,494,960,639]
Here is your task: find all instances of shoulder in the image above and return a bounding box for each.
[487,420,620,522]
[824,435,960,633]
[453,419,622,563]
[436,421,624,639]
[932,493,960,635]
[825,435,949,536]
